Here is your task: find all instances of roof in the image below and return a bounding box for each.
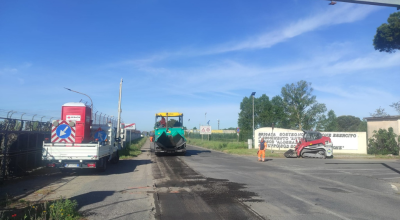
[363,115,400,121]
[155,112,183,117]
[63,102,87,107]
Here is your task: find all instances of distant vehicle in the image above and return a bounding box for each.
[151,112,186,156]
[284,130,333,159]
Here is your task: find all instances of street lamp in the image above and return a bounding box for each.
[64,87,93,119]
[251,92,256,149]
[205,112,207,125]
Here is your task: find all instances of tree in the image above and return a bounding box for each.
[390,101,400,114]
[337,115,361,132]
[357,119,367,132]
[373,12,400,53]
[368,127,399,155]
[316,110,338,131]
[281,80,326,130]
[256,94,273,128]
[238,94,290,132]
[238,96,253,131]
[370,107,389,117]
[167,119,179,127]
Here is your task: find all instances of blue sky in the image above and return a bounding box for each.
[1,0,399,131]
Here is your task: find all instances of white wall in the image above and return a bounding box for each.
[255,127,367,154]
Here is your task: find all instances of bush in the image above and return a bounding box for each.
[0,197,80,220]
[120,137,147,158]
[368,127,400,155]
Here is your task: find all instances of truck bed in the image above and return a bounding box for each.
[42,142,118,161]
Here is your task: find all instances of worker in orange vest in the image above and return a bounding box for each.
[150,136,154,142]
[258,137,267,162]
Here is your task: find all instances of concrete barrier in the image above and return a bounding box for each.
[255,127,367,154]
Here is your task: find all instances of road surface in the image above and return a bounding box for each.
[3,141,400,219]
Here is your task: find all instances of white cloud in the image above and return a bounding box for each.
[206,4,379,54]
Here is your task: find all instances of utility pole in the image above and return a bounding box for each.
[218,119,220,130]
[116,79,123,145]
[251,92,256,149]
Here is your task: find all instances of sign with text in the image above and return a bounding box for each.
[66,115,81,121]
[257,128,360,151]
[200,126,212,134]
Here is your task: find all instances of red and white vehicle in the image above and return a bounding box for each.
[42,103,123,171]
[284,130,333,159]
[42,81,124,171]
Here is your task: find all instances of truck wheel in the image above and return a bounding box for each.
[97,158,107,172]
[111,151,119,164]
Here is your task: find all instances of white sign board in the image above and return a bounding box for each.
[200,126,212,134]
[66,115,81,121]
[125,123,136,130]
[257,128,360,151]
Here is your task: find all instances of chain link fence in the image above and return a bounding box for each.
[0,117,51,183]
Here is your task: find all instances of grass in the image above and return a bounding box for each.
[0,197,82,220]
[187,138,400,159]
[187,138,286,158]
[119,137,147,159]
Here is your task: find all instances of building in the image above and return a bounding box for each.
[364,116,400,139]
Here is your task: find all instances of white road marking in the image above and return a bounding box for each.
[290,195,352,220]
[391,184,398,191]
[381,177,400,179]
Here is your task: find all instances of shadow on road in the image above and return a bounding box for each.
[325,162,400,174]
[0,159,151,205]
[185,149,212,156]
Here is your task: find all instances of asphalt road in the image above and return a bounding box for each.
[3,142,400,220]
[176,145,400,220]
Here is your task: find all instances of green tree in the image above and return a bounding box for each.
[316,110,338,131]
[337,115,361,132]
[373,12,400,53]
[370,107,389,117]
[270,96,290,129]
[238,96,253,131]
[368,127,399,155]
[390,101,400,114]
[281,80,326,130]
[167,119,179,127]
[238,94,289,131]
[357,119,367,132]
[256,94,272,128]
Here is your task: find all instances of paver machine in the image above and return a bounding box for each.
[151,112,186,156]
[284,130,333,159]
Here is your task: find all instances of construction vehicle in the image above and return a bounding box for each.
[151,112,186,156]
[42,80,124,171]
[284,130,333,159]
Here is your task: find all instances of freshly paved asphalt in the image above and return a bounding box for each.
[178,145,400,220]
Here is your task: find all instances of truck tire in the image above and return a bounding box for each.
[97,158,107,172]
[111,151,119,164]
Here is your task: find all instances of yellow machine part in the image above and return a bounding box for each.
[155,112,183,117]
